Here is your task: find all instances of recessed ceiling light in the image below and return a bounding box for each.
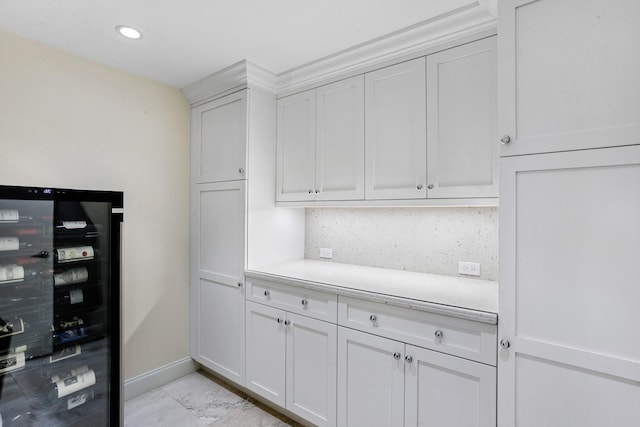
[116,25,143,40]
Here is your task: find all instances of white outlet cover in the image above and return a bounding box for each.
[319,248,333,259]
[458,261,481,277]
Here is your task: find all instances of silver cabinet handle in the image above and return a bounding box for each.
[276,318,283,324]
[284,319,291,326]
[238,168,245,174]
[264,290,270,297]
[308,190,313,194]
[301,299,308,307]
[427,184,434,190]
[315,189,320,194]
[237,282,243,288]
[500,338,511,349]
[393,352,401,360]
[500,135,512,145]
[434,330,443,339]
[405,355,413,364]
[417,184,424,190]
[369,314,377,323]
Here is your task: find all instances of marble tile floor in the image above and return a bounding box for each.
[124,371,305,427]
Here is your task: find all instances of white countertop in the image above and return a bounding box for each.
[245,259,498,324]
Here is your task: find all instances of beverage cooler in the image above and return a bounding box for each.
[0,185,123,426]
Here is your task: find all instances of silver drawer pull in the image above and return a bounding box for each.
[405,355,413,364]
[500,338,511,349]
[434,330,444,339]
[276,318,283,324]
[284,319,291,326]
[393,352,401,360]
[369,314,377,323]
[301,299,308,307]
[264,290,270,297]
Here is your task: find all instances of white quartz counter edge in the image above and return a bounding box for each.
[245,260,498,325]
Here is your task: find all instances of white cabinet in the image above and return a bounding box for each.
[245,281,337,427]
[498,145,640,427]
[276,76,365,202]
[337,297,497,427]
[498,0,640,156]
[191,90,247,183]
[315,77,365,201]
[276,37,498,204]
[337,327,404,427]
[498,2,640,425]
[337,327,496,427]
[245,301,286,406]
[190,181,246,384]
[405,344,496,427]
[426,36,498,198]
[365,58,427,200]
[276,90,315,201]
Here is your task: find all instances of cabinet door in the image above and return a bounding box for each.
[498,146,640,427]
[276,90,316,202]
[365,58,427,200]
[191,181,246,384]
[191,90,247,183]
[337,327,404,427]
[316,76,365,201]
[285,312,337,427]
[498,0,640,156]
[245,301,286,407]
[405,345,496,427]
[426,36,497,198]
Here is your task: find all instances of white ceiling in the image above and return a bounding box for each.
[0,0,482,89]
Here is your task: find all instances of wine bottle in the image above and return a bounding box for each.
[56,220,87,230]
[54,286,101,309]
[0,264,53,284]
[52,369,96,398]
[0,351,25,375]
[0,264,24,283]
[12,227,41,236]
[65,387,95,410]
[49,344,81,363]
[50,364,90,383]
[0,209,19,223]
[0,237,35,251]
[53,266,89,286]
[0,316,24,340]
[54,246,95,263]
[52,314,104,346]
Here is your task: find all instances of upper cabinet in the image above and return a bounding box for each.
[276,36,498,205]
[276,76,365,202]
[365,58,427,200]
[426,36,498,198]
[498,0,640,156]
[191,90,248,183]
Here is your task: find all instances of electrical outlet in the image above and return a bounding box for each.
[319,248,333,259]
[458,261,481,277]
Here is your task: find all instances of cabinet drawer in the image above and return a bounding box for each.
[338,296,496,365]
[247,278,337,323]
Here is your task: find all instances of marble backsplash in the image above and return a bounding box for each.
[305,207,498,281]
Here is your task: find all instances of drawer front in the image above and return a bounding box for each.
[247,278,337,323]
[338,296,496,365]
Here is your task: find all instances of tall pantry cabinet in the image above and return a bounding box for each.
[185,62,304,387]
[497,1,640,426]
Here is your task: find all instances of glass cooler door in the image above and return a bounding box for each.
[0,186,120,427]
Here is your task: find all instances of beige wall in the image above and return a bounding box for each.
[0,30,190,380]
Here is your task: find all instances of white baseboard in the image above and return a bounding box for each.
[124,357,197,401]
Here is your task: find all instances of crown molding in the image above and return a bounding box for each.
[276,1,497,97]
[181,59,277,106]
[182,1,497,104]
